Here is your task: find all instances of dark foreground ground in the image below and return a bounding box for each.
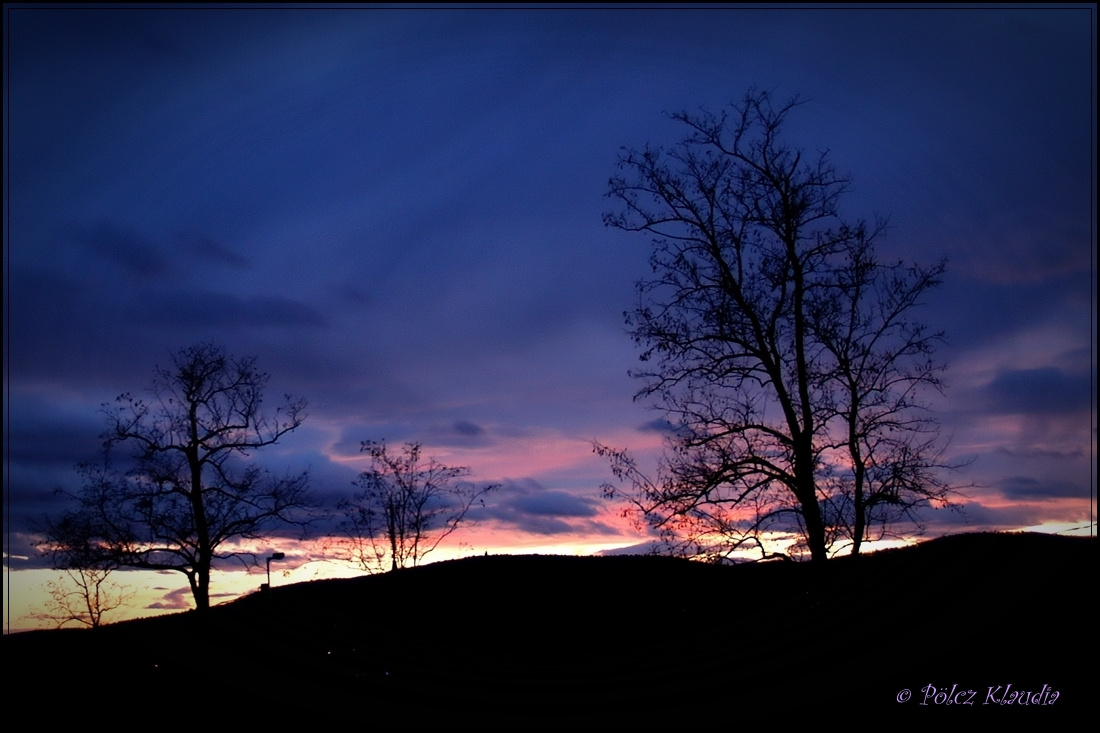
[5,532,1094,726]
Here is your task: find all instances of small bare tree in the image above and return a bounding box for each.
[339,441,497,573]
[39,567,133,629]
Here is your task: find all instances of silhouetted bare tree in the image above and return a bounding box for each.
[600,90,955,563]
[811,237,958,554]
[40,343,312,611]
[339,440,497,573]
[36,567,133,629]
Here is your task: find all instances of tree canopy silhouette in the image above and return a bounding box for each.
[40,343,312,611]
[599,90,955,563]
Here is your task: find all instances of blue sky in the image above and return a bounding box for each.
[4,6,1095,623]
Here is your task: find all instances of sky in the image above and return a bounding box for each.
[4,5,1095,630]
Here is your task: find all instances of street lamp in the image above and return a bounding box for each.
[265,552,286,599]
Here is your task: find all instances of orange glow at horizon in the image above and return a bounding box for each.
[8,512,1094,634]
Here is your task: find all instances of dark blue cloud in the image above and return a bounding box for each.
[477,480,615,536]
[79,223,171,279]
[996,475,1083,502]
[511,491,599,519]
[135,291,326,330]
[912,501,1045,535]
[68,223,251,282]
[173,230,251,269]
[3,395,109,542]
[5,397,104,469]
[995,446,1087,462]
[417,421,496,449]
[453,421,485,438]
[983,367,1093,415]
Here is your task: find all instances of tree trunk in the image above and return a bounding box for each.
[187,422,212,611]
[795,444,829,564]
[850,417,866,556]
[801,491,829,564]
[193,561,210,611]
[388,500,399,572]
[185,568,210,612]
[851,466,866,557]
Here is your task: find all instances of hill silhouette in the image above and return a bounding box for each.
[5,532,1093,726]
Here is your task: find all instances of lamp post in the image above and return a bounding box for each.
[265,552,286,600]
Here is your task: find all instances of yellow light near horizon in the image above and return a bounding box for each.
[4,567,187,634]
[1016,521,1096,537]
[4,534,648,633]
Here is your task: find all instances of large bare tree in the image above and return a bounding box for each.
[40,343,311,611]
[600,90,954,563]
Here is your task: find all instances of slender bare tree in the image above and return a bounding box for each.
[339,440,497,573]
[37,567,133,629]
[811,237,958,554]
